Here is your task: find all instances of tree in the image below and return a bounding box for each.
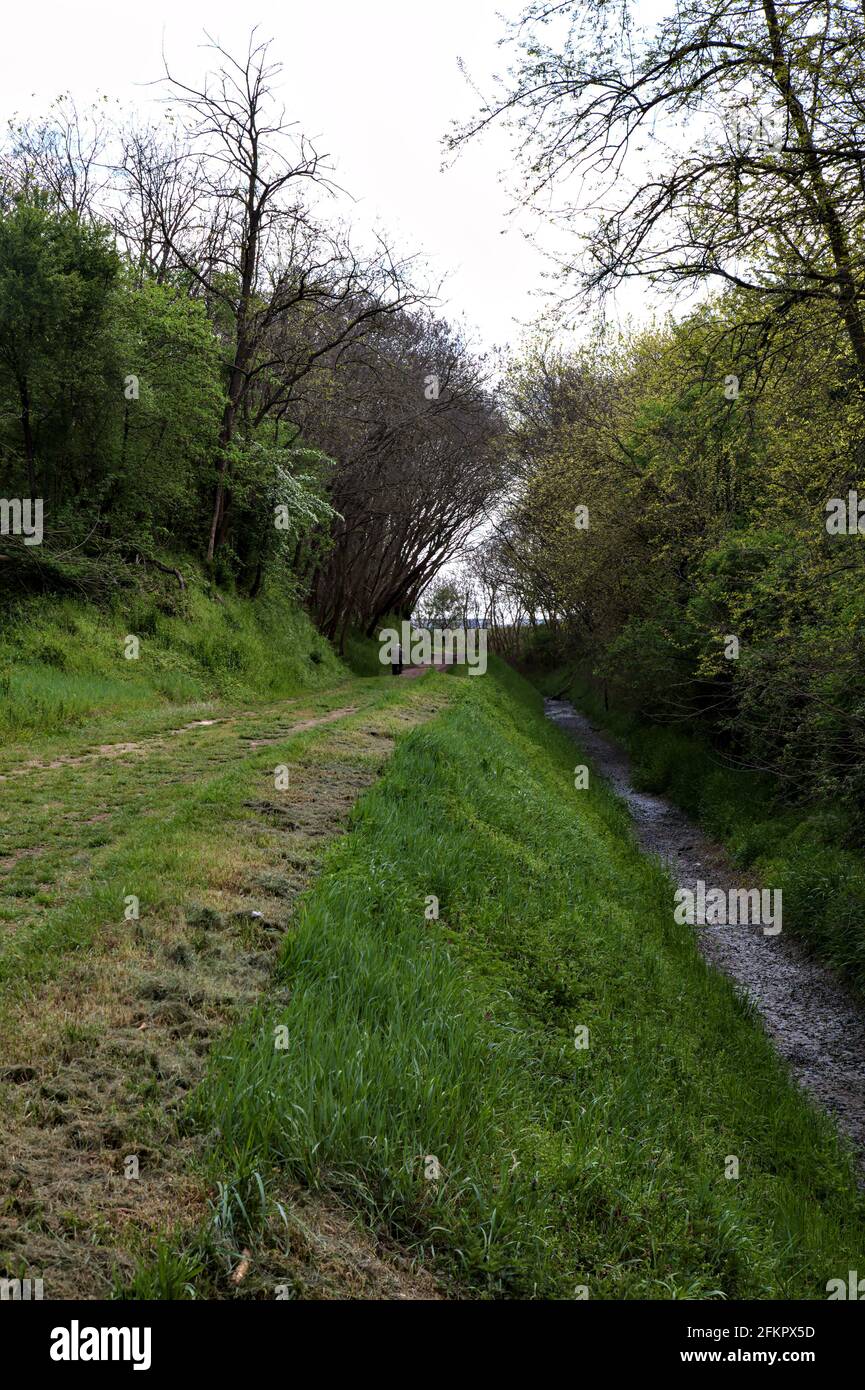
[156,30,423,559]
[289,307,508,645]
[1,94,111,218]
[450,1,865,405]
[417,579,464,628]
[0,195,118,497]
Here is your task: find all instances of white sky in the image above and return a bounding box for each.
[2,0,659,352]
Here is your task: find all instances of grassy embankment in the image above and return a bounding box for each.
[2,576,862,1299]
[533,669,865,997]
[0,581,347,744]
[131,658,865,1299]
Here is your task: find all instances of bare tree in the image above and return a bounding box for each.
[156,29,422,558]
[1,94,111,216]
[287,307,508,645]
[449,1,865,389]
[112,125,206,284]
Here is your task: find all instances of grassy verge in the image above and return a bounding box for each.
[535,670,865,996]
[0,575,344,741]
[341,628,393,678]
[144,659,865,1299]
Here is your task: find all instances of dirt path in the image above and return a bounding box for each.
[0,706,358,779]
[398,662,449,679]
[546,697,865,1170]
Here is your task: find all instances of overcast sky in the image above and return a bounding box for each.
[3,0,661,352]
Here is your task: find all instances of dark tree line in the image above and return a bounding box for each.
[0,32,508,641]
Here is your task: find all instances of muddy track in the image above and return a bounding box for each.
[546,698,865,1171]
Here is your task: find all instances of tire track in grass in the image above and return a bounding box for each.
[0,678,450,1298]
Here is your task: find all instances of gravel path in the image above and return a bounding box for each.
[545,697,865,1170]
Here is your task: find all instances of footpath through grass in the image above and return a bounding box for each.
[166,659,865,1300]
[0,661,450,1297]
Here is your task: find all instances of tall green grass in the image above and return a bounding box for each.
[539,670,865,994]
[338,629,388,677]
[0,580,345,739]
[176,660,865,1299]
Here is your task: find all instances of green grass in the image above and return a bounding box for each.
[0,578,345,740]
[0,660,452,1298]
[341,628,393,678]
[0,678,422,994]
[165,659,865,1299]
[537,669,865,995]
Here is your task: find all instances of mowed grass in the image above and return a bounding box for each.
[0,677,429,993]
[0,585,386,970]
[168,659,865,1300]
[0,663,452,1296]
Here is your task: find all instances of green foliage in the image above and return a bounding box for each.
[506,291,865,829]
[0,194,120,496]
[224,439,337,594]
[0,195,340,600]
[341,627,392,677]
[107,276,224,544]
[416,579,464,627]
[0,574,345,740]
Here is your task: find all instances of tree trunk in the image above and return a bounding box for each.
[762,0,865,384]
